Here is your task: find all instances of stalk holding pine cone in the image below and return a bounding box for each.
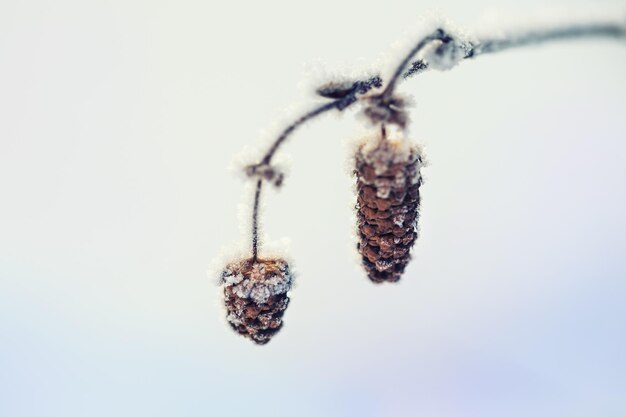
[355,135,423,283]
[222,258,293,345]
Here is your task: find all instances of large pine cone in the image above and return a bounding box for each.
[221,258,293,345]
[355,137,423,283]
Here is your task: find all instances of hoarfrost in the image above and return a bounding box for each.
[393,170,406,188]
[379,236,395,252]
[224,272,244,286]
[422,37,467,71]
[360,135,423,175]
[234,280,254,298]
[375,178,392,199]
[250,263,267,281]
[393,213,406,227]
[375,259,394,272]
[250,285,271,304]
[266,273,292,295]
[258,313,274,328]
[223,259,294,306]
[227,312,243,326]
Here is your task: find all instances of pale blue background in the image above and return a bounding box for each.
[1,0,625,416]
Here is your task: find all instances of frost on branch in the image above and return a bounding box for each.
[361,94,410,129]
[316,75,383,110]
[245,163,285,187]
[421,29,473,71]
[316,75,383,98]
[222,258,293,345]
[403,59,428,79]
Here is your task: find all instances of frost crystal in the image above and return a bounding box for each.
[375,259,394,272]
[393,213,406,227]
[250,262,267,281]
[234,280,254,298]
[375,178,392,199]
[223,272,244,286]
[250,285,271,304]
[422,34,472,71]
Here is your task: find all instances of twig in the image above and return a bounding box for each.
[401,21,626,80]
[251,179,262,260]
[471,21,626,57]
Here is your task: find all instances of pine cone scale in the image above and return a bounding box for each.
[222,258,293,345]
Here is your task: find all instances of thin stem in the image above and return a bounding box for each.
[251,179,262,260]
[381,30,444,100]
[261,101,340,165]
[471,22,626,57]
[250,102,334,260]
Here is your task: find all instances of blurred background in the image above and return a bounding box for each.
[1,0,625,416]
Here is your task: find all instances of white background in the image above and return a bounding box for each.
[1,1,626,416]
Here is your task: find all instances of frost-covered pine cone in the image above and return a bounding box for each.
[221,258,293,345]
[355,136,423,283]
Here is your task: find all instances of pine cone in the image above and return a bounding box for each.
[221,258,293,345]
[355,137,423,283]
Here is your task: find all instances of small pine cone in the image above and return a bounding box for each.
[355,137,423,283]
[221,258,293,345]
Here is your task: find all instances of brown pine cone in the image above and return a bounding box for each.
[221,258,293,345]
[355,136,423,283]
